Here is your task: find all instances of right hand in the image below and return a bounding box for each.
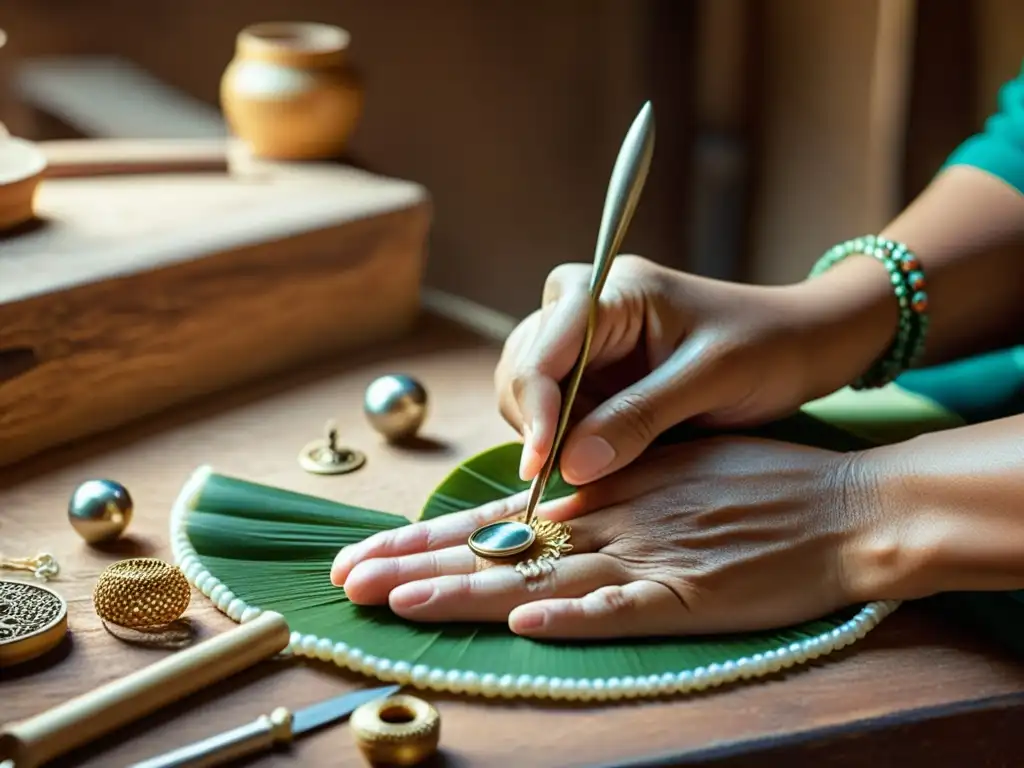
[498,255,869,486]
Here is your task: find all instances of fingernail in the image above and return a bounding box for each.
[513,609,546,631]
[519,423,538,480]
[390,582,435,610]
[563,436,616,483]
[330,548,352,586]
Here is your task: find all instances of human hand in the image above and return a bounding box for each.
[332,437,901,639]
[497,255,877,488]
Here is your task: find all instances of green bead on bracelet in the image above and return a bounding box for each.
[808,235,929,389]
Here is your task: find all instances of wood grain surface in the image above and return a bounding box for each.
[2,314,1024,768]
[0,155,429,469]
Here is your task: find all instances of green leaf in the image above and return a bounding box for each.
[179,444,866,687]
[419,441,575,521]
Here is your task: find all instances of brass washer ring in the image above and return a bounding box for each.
[350,693,440,766]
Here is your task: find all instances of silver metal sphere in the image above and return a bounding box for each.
[363,374,428,441]
[68,479,133,544]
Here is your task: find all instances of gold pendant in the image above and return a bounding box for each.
[472,516,573,579]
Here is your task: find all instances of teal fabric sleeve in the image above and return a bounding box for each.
[943,60,1024,194]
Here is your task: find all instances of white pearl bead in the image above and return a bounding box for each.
[315,638,333,661]
[391,661,411,683]
[445,669,464,693]
[531,675,549,699]
[331,642,349,664]
[515,674,534,696]
[195,571,212,591]
[461,671,480,693]
[480,673,499,698]
[299,635,318,656]
[226,599,245,621]
[498,675,516,698]
[428,668,447,690]
[619,676,637,698]
[215,591,235,611]
[375,659,394,680]
[240,607,261,623]
[410,664,430,686]
[348,648,365,669]
[209,584,227,603]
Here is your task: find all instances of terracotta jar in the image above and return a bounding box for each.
[220,22,363,160]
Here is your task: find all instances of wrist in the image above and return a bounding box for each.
[829,446,941,604]
[786,255,904,399]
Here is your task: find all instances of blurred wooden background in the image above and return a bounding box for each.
[1,0,1021,318]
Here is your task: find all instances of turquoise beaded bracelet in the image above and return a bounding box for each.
[808,235,929,389]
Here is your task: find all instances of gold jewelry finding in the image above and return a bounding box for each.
[0,579,69,667]
[93,558,191,629]
[514,518,573,578]
[0,552,60,581]
[350,693,441,767]
[298,420,366,475]
[471,517,573,579]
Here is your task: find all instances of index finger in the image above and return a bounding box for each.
[330,490,579,586]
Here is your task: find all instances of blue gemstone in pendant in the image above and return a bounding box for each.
[468,521,535,557]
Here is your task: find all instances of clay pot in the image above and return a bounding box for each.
[220,22,364,160]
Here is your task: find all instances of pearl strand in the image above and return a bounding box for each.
[170,465,901,702]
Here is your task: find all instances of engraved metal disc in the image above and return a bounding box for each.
[467,520,536,558]
[0,579,69,667]
[298,441,367,475]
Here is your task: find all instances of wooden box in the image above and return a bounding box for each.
[0,142,431,467]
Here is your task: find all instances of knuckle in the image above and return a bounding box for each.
[609,391,659,445]
[588,585,637,616]
[611,253,651,276]
[543,263,590,305]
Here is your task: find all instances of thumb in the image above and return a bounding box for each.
[557,341,720,484]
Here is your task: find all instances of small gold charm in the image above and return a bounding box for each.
[0,579,69,668]
[350,694,441,767]
[298,420,366,475]
[0,552,60,581]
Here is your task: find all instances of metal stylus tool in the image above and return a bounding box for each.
[467,100,656,560]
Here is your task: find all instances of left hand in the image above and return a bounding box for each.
[331,437,894,639]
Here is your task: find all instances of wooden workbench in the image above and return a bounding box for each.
[3,310,1024,768]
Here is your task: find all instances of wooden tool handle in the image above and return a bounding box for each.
[0,611,290,768]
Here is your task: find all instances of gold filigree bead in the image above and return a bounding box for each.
[93,558,191,629]
[350,694,441,767]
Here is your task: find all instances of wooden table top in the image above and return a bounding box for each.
[3,311,1024,768]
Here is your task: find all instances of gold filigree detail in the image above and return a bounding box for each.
[473,517,573,580]
[93,558,191,629]
[514,518,573,578]
[0,580,65,643]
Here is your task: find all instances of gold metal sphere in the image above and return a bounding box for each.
[363,374,428,441]
[68,479,133,544]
